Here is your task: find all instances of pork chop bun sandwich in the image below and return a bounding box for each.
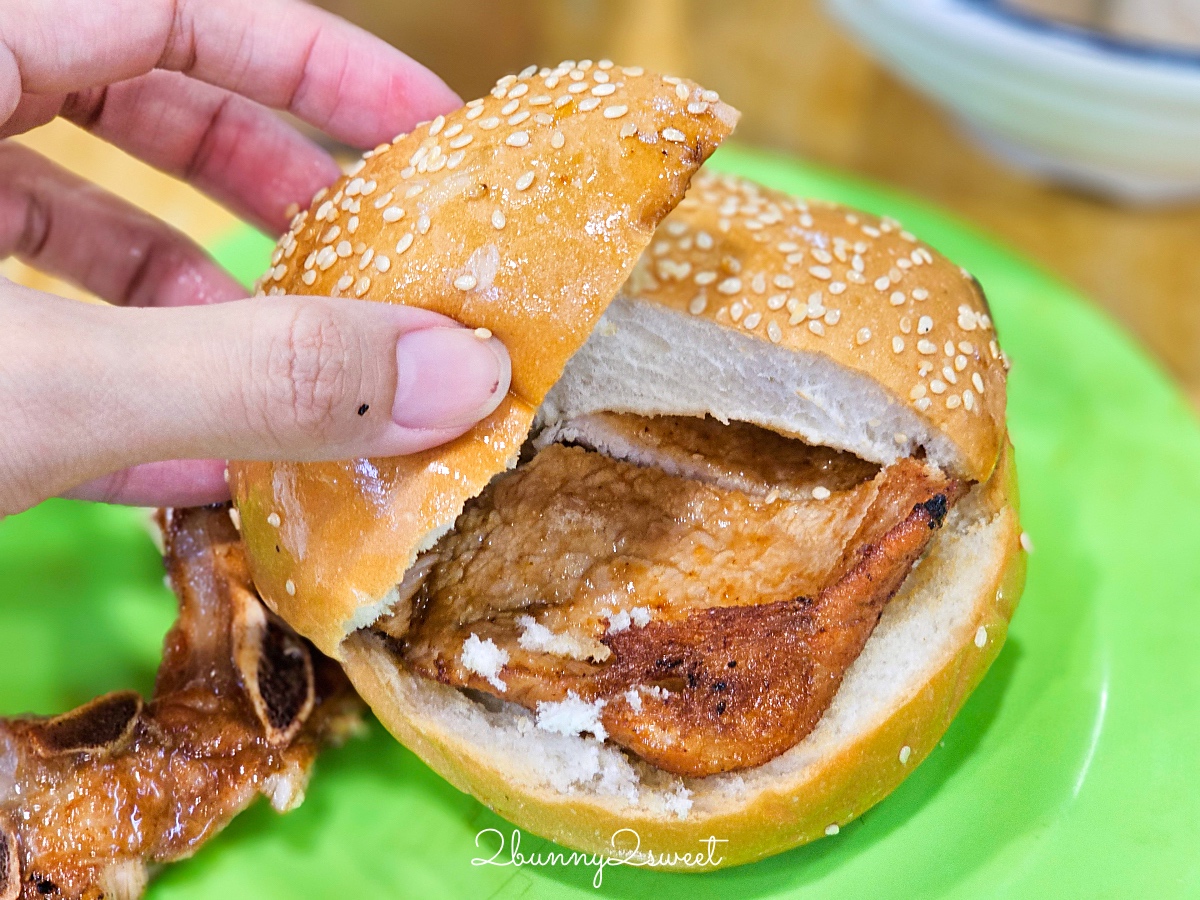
[229,60,1025,869]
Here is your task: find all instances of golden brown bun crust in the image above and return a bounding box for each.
[633,171,1008,482]
[342,442,1023,869]
[230,64,737,656]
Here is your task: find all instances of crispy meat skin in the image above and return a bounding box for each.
[387,415,961,777]
[0,506,360,900]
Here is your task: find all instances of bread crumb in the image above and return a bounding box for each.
[536,692,607,741]
[974,625,988,648]
[825,823,840,836]
[899,745,912,764]
[517,616,609,662]
[605,607,652,634]
[663,782,693,819]
[461,633,509,692]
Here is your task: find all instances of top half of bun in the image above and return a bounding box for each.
[538,170,1009,483]
[230,62,739,656]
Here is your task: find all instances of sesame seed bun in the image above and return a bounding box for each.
[539,171,1009,484]
[229,62,738,657]
[231,66,1022,869]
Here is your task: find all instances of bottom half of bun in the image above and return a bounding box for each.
[341,450,1024,871]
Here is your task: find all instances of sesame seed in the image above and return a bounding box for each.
[918,315,933,334]
[945,340,956,356]
[316,246,337,270]
[943,367,958,384]
[395,233,413,254]
[892,337,905,353]
[729,302,744,322]
[662,127,686,142]
[717,277,742,295]
[501,99,520,116]
[551,130,566,149]
[578,96,601,112]
[812,486,831,500]
[778,241,799,252]
[687,101,710,114]
[856,327,872,345]
[675,82,690,100]
[829,281,846,295]
[619,121,637,138]
[888,291,905,306]
[508,110,530,125]
[508,82,529,99]
[688,295,707,315]
[466,105,484,120]
[603,104,628,119]
[446,150,466,169]
[623,66,644,76]
[917,339,937,355]
[449,133,474,149]
[321,225,341,244]
[694,271,717,285]
[336,240,352,258]
[743,311,762,329]
[302,269,317,285]
[285,579,296,596]
[768,321,783,343]
[963,390,976,411]
[474,327,493,340]
[751,273,766,294]
[528,95,551,106]
[825,824,840,837]
[974,626,987,648]
[972,372,985,393]
[916,397,932,411]
[824,309,841,325]
[382,207,404,223]
[454,274,478,291]
[358,248,374,270]
[910,384,927,400]
[767,293,787,310]
[592,83,616,96]
[808,320,826,336]
[1020,532,1034,553]
[899,745,912,764]
[555,94,573,108]
[809,265,832,280]
[480,116,500,130]
[773,274,794,289]
[875,276,891,291]
[506,131,530,147]
[491,209,506,230]
[945,394,961,410]
[417,214,430,234]
[930,379,946,394]
[373,255,390,273]
[812,248,833,264]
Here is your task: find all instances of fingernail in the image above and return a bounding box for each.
[392,327,510,430]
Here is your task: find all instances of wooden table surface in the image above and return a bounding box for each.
[7,0,1199,409]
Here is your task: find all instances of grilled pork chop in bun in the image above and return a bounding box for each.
[230,61,1024,869]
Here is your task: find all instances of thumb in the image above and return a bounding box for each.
[0,288,511,514]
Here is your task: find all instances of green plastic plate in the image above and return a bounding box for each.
[3,146,1198,898]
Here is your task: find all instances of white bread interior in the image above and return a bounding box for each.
[537,294,965,474]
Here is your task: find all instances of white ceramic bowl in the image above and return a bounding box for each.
[824,0,1200,204]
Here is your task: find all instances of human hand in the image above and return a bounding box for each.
[0,0,511,516]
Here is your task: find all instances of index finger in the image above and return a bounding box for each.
[0,0,461,149]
